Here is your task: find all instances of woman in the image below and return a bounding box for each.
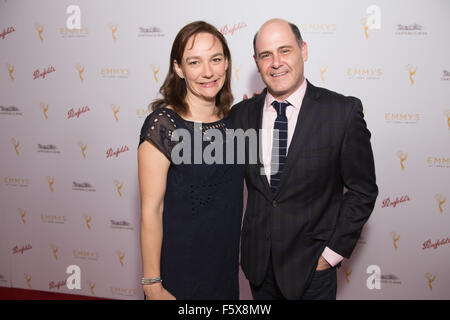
[138,21,243,300]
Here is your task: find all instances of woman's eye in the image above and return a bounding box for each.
[189,61,199,65]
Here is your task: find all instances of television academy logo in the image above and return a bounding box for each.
[5,63,14,81]
[347,67,383,80]
[220,21,248,36]
[138,26,165,37]
[0,26,15,39]
[72,181,96,192]
[441,70,450,81]
[37,144,60,154]
[41,213,67,224]
[381,195,410,209]
[385,112,420,124]
[0,105,22,115]
[299,23,337,34]
[33,66,56,80]
[395,23,427,36]
[110,219,134,230]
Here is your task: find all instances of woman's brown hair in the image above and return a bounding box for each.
[150,21,233,117]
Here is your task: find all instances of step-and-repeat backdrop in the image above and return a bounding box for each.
[1,0,449,300]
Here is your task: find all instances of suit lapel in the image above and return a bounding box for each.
[273,80,321,197]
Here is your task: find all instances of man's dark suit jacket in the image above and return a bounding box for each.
[230,80,378,299]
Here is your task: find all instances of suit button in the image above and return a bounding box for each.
[272,200,278,207]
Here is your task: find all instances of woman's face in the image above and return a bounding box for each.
[174,32,228,103]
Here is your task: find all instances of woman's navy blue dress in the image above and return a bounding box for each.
[139,107,243,299]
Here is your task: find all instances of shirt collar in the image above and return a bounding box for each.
[264,79,308,110]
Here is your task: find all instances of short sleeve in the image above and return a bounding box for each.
[139,109,178,161]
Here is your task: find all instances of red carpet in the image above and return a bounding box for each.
[0,286,108,300]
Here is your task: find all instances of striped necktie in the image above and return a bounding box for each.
[270,101,289,193]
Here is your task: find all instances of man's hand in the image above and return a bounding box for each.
[316,255,332,271]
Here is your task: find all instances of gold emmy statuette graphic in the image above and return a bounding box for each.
[151,64,160,83]
[50,244,59,260]
[345,269,352,284]
[34,23,44,42]
[108,22,118,42]
[435,194,446,213]
[40,102,49,120]
[390,232,400,250]
[444,110,450,129]
[46,176,55,192]
[18,208,26,224]
[110,104,120,122]
[320,65,328,83]
[87,280,96,295]
[425,273,435,291]
[78,141,87,159]
[75,64,85,82]
[6,63,14,81]
[24,273,32,289]
[396,151,408,171]
[406,64,417,85]
[82,213,92,230]
[360,18,373,39]
[10,138,19,155]
[116,250,125,267]
[114,180,123,197]
[234,66,241,81]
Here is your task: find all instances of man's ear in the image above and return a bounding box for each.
[253,55,260,73]
[173,60,184,79]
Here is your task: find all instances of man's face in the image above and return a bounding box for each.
[254,21,307,101]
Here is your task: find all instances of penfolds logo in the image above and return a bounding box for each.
[49,279,67,290]
[33,66,56,79]
[67,106,91,119]
[106,145,129,158]
[12,244,32,255]
[381,195,410,208]
[220,21,248,36]
[0,26,15,39]
[422,237,450,250]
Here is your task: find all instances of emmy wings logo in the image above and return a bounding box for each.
[50,244,59,260]
[108,22,118,42]
[396,151,408,171]
[35,23,44,42]
[110,104,120,122]
[114,180,124,197]
[319,65,327,83]
[24,273,32,289]
[150,65,160,83]
[87,280,96,295]
[361,5,381,39]
[116,250,125,267]
[435,194,446,213]
[78,141,87,159]
[46,176,55,192]
[40,102,49,120]
[5,63,14,81]
[425,273,436,291]
[75,64,85,82]
[344,269,352,284]
[390,232,400,251]
[82,213,92,230]
[18,208,26,224]
[444,110,450,129]
[405,64,417,85]
[10,138,19,155]
[234,66,241,81]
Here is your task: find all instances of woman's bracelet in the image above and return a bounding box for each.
[141,277,163,285]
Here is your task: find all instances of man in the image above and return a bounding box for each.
[231,19,378,300]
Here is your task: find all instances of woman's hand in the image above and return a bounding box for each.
[144,283,176,300]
